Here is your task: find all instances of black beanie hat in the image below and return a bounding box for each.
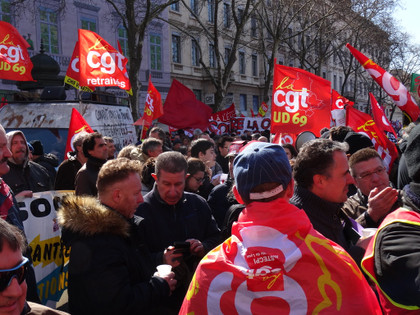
[30,140,44,156]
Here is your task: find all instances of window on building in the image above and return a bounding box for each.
[117,26,128,57]
[224,47,231,65]
[192,39,200,67]
[238,7,244,23]
[172,34,181,63]
[288,27,293,46]
[223,3,230,28]
[322,71,326,79]
[333,74,337,90]
[253,95,259,112]
[251,15,257,37]
[0,0,11,23]
[39,7,59,54]
[171,2,179,11]
[252,54,257,76]
[193,89,202,101]
[208,0,214,22]
[81,17,97,32]
[239,51,245,74]
[150,34,162,71]
[209,43,216,68]
[339,76,343,90]
[190,0,198,15]
[240,94,247,112]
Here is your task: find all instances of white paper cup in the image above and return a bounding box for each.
[220,173,228,184]
[156,264,172,277]
[361,228,377,239]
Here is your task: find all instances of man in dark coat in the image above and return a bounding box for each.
[75,132,108,196]
[136,151,220,313]
[55,132,88,190]
[3,130,52,197]
[29,139,59,184]
[59,158,176,315]
[290,139,365,264]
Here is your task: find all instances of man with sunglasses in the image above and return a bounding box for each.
[343,148,402,228]
[0,219,67,314]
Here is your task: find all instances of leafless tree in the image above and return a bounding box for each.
[162,0,260,112]
[105,0,178,123]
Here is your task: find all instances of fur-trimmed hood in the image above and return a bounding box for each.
[57,195,130,238]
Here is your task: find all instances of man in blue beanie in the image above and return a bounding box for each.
[180,142,380,314]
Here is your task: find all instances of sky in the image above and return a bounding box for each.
[393,0,420,46]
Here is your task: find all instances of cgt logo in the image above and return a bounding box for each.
[0,44,25,63]
[273,88,310,113]
[82,50,126,75]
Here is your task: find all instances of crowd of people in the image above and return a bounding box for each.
[1,122,420,314]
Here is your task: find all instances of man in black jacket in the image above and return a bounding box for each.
[290,138,365,264]
[3,130,51,197]
[136,151,220,314]
[75,132,108,196]
[59,158,176,315]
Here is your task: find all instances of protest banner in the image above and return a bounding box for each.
[19,191,72,307]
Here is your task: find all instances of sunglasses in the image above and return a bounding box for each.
[0,257,29,292]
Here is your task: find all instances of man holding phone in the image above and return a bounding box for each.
[136,151,220,314]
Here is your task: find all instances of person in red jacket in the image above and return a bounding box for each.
[180,142,381,314]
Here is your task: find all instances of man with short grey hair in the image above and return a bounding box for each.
[136,151,220,313]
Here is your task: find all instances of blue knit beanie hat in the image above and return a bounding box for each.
[233,142,292,202]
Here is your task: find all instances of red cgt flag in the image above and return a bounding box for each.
[346,43,420,122]
[64,41,94,92]
[369,93,398,143]
[272,132,297,146]
[0,21,34,81]
[78,29,130,90]
[158,79,212,131]
[346,105,398,171]
[134,76,163,126]
[331,90,353,127]
[64,108,94,159]
[271,64,331,137]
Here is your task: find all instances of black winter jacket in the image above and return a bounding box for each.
[58,195,169,315]
[74,157,106,196]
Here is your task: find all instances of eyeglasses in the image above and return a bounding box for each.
[356,166,386,181]
[193,176,205,183]
[0,257,29,292]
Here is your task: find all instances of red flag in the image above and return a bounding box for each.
[258,102,269,117]
[0,21,34,81]
[117,40,132,95]
[346,43,420,122]
[0,97,8,110]
[331,90,353,127]
[78,29,130,90]
[134,76,163,126]
[64,42,94,92]
[346,105,398,171]
[272,132,297,146]
[210,103,236,122]
[64,108,94,159]
[271,64,331,137]
[369,93,398,143]
[158,79,212,131]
